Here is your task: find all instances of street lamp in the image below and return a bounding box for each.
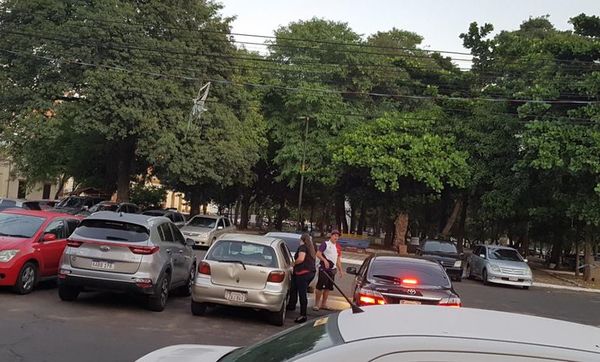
[297,116,309,231]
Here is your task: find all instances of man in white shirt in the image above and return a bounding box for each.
[313,230,344,310]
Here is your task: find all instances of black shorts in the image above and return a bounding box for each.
[316,269,336,291]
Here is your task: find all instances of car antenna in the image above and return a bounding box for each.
[320,270,364,314]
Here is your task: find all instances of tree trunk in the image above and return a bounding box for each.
[53,174,67,200]
[256,207,264,230]
[274,199,286,231]
[357,202,366,236]
[239,192,251,230]
[383,218,395,247]
[456,195,468,253]
[116,141,134,202]
[583,239,594,282]
[575,241,581,277]
[441,199,462,239]
[394,212,409,253]
[233,199,240,226]
[549,238,562,268]
[202,204,208,215]
[335,193,348,233]
[190,191,202,217]
[349,202,357,234]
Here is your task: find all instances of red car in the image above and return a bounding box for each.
[0,209,82,294]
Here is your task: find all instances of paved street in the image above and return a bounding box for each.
[2,254,600,361]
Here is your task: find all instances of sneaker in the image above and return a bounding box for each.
[294,316,307,323]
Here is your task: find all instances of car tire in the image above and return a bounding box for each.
[58,284,80,301]
[147,273,170,312]
[13,262,38,295]
[482,269,489,286]
[466,264,474,280]
[523,286,530,290]
[176,265,196,297]
[454,276,462,282]
[191,300,208,316]
[267,298,287,326]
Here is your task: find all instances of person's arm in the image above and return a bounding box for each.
[294,251,306,265]
[315,250,329,269]
[336,255,344,276]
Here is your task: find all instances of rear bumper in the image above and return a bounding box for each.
[192,276,286,312]
[58,274,155,295]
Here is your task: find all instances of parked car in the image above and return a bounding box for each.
[53,195,105,215]
[416,239,463,281]
[83,201,141,215]
[142,209,186,228]
[347,256,461,307]
[137,305,600,361]
[191,233,293,326]
[263,231,303,254]
[0,209,82,294]
[26,199,59,210]
[0,198,52,211]
[466,245,532,289]
[57,211,197,311]
[181,214,235,247]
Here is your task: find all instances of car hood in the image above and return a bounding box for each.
[0,236,30,249]
[488,259,529,269]
[422,253,459,262]
[136,344,238,362]
[181,226,213,233]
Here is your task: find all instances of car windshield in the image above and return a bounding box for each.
[74,219,149,242]
[207,240,278,268]
[89,203,118,212]
[56,197,84,208]
[369,259,451,288]
[0,213,45,238]
[219,315,343,362]
[489,248,523,262]
[187,216,217,228]
[423,241,457,254]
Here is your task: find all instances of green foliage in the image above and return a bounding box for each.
[129,183,167,211]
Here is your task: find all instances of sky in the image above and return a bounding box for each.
[219,0,599,57]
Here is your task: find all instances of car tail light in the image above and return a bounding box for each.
[358,288,386,306]
[134,278,153,288]
[198,262,211,275]
[129,246,159,255]
[439,297,462,307]
[267,271,286,283]
[67,240,83,248]
[401,278,418,285]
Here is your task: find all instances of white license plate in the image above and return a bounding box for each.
[92,260,115,270]
[509,277,519,281]
[400,300,421,305]
[225,290,247,303]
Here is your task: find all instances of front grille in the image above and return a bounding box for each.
[500,267,525,275]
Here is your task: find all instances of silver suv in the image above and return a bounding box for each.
[57,212,197,311]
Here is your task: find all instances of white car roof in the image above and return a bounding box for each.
[337,305,600,353]
[264,232,302,239]
[218,233,280,246]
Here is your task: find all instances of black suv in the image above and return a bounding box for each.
[416,240,463,282]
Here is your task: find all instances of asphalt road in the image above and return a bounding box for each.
[2,252,600,362]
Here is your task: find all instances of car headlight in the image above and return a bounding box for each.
[453,260,462,268]
[525,268,532,276]
[489,264,501,273]
[0,249,20,262]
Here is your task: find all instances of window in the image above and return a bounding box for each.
[368,258,451,287]
[218,218,225,229]
[224,218,231,227]
[17,180,27,199]
[279,243,292,266]
[42,184,52,199]
[0,213,45,238]
[422,241,458,254]
[159,223,174,242]
[75,219,149,242]
[489,248,523,262]
[358,257,371,278]
[207,240,278,268]
[65,219,80,237]
[187,216,217,228]
[44,220,66,239]
[171,224,186,245]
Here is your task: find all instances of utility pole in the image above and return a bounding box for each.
[297,116,309,231]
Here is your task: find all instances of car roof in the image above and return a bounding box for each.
[480,245,518,251]
[1,208,80,218]
[219,233,281,246]
[337,305,600,353]
[264,231,302,239]
[86,211,167,228]
[189,214,220,219]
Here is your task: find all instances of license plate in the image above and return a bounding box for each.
[225,290,247,303]
[400,300,421,305]
[91,260,115,270]
[509,277,519,281]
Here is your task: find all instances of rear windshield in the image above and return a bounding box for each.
[0,213,45,238]
[142,211,165,217]
[220,315,343,362]
[90,203,118,212]
[187,216,217,228]
[489,248,523,262]
[57,197,84,208]
[423,241,457,254]
[207,240,278,268]
[74,219,149,242]
[368,259,450,287]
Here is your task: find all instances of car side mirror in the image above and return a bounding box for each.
[523,258,528,263]
[185,238,195,246]
[42,233,57,242]
[479,254,486,259]
[346,266,358,275]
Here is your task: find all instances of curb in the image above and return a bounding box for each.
[533,282,600,294]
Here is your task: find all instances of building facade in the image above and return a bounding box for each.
[0,159,62,200]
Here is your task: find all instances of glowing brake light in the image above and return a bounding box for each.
[402,278,418,285]
[358,288,386,306]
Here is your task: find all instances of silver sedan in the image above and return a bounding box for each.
[467,245,533,289]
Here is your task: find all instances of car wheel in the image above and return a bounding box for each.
[267,298,287,326]
[482,269,489,286]
[58,284,80,301]
[454,276,462,282]
[523,286,530,290]
[191,300,208,316]
[13,262,38,295]
[466,264,474,280]
[176,265,195,297]
[147,273,170,312]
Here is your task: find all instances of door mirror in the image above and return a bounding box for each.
[523,258,528,263]
[185,238,195,246]
[346,266,358,275]
[42,233,57,242]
